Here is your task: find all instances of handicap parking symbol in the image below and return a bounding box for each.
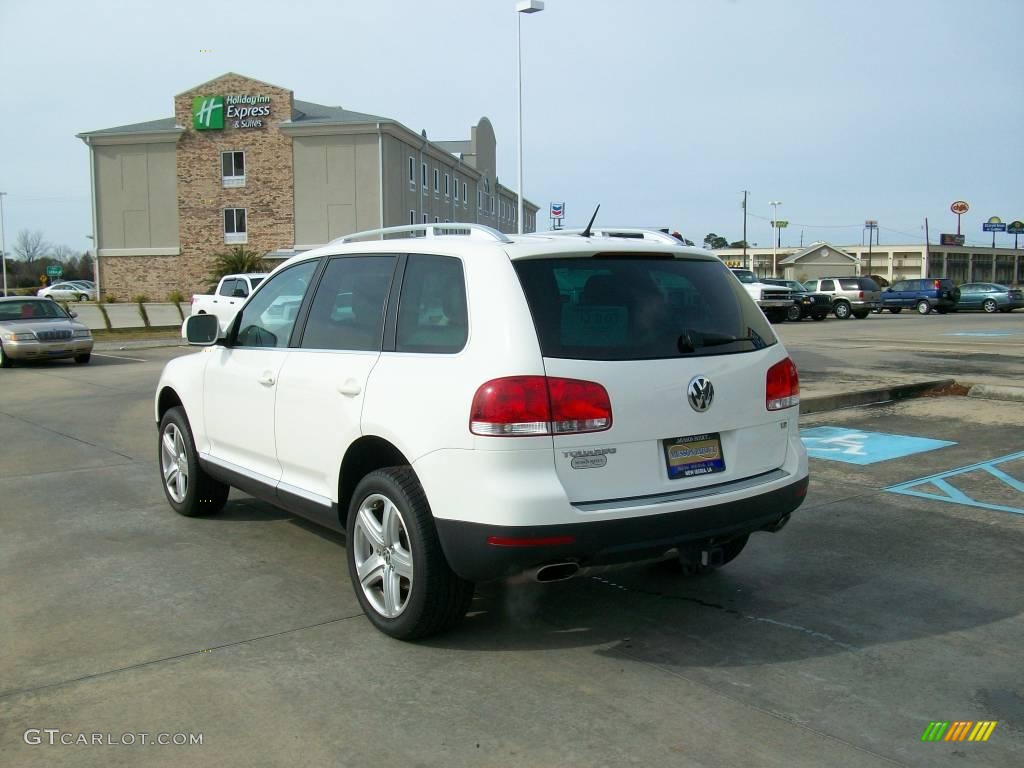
[800,426,956,465]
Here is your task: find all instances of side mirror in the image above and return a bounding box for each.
[184,313,221,346]
[69,311,78,318]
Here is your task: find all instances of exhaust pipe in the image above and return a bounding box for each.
[532,561,580,583]
[762,514,791,533]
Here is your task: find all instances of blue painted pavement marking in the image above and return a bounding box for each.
[800,426,956,465]
[885,451,1024,516]
[944,331,1020,337]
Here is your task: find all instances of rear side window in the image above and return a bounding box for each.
[396,254,468,354]
[838,279,860,290]
[218,279,236,296]
[300,255,396,351]
[514,256,776,360]
[820,280,835,291]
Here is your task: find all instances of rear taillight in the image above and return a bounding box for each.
[766,358,800,411]
[470,376,612,436]
[858,290,864,299]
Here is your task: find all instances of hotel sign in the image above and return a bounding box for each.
[192,94,271,130]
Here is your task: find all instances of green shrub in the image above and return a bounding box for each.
[167,289,185,304]
[208,246,266,284]
[132,294,150,304]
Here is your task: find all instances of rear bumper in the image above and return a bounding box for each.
[434,474,808,582]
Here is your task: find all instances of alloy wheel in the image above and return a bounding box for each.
[352,493,414,619]
[160,423,189,503]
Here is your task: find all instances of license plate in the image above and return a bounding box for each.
[663,432,725,479]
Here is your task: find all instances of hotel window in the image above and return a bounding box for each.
[408,156,415,185]
[221,151,245,188]
[463,182,467,206]
[434,216,440,223]
[224,208,247,244]
[478,190,483,208]
[409,209,416,224]
[433,168,439,193]
[421,162,427,188]
[453,175,459,201]
[444,173,450,197]
[422,213,428,224]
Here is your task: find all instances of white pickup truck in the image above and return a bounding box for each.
[729,268,793,323]
[190,273,268,331]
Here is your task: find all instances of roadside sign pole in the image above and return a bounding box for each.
[0,192,7,296]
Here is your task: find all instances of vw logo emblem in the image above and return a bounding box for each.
[687,375,714,412]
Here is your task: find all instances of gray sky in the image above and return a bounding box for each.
[2,0,1021,255]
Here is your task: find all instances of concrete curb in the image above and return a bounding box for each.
[800,379,957,415]
[966,383,1024,403]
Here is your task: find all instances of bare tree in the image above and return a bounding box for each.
[51,244,79,262]
[13,230,50,263]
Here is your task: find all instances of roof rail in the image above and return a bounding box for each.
[547,227,682,245]
[334,223,512,244]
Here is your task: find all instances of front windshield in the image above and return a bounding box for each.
[0,300,70,321]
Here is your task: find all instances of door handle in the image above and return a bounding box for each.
[337,380,362,397]
[258,372,276,387]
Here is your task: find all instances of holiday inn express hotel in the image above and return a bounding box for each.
[77,73,539,300]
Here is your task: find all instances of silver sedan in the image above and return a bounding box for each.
[37,282,97,302]
[0,298,94,367]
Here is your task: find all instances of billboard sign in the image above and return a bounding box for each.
[550,202,564,220]
[939,234,965,246]
[982,216,1006,233]
[950,201,970,215]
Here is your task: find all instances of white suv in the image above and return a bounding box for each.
[156,224,808,639]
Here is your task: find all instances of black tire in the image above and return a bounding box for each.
[0,342,13,369]
[78,294,88,302]
[852,311,870,319]
[983,299,998,313]
[786,304,802,322]
[833,301,852,319]
[158,406,229,517]
[916,300,931,315]
[346,467,474,640]
[889,307,902,314]
[811,312,828,321]
[74,353,91,364]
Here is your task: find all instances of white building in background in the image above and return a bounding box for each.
[714,242,1024,285]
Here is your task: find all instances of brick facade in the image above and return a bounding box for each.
[100,255,186,302]
[172,74,295,298]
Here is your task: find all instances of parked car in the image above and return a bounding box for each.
[190,273,268,331]
[802,276,882,319]
[728,269,794,323]
[156,224,809,639]
[37,282,96,302]
[880,278,960,315]
[763,279,833,321]
[0,297,94,367]
[954,283,1023,313]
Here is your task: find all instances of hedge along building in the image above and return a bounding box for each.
[77,73,540,301]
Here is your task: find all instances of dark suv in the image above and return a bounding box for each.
[881,278,961,315]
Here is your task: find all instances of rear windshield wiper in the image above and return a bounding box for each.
[677,330,765,353]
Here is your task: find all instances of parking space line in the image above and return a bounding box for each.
[885,450,1024,516]
[91,353,148,362]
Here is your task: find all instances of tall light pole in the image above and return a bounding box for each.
[0,192,8,296]
[516,0,544,235]
[769,200,782,277]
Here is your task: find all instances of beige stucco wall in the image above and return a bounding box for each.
[95,142,178,249]
[382,134,480,228]
[293,133,381,246]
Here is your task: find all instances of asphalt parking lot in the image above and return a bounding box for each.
[1,313,1022,767]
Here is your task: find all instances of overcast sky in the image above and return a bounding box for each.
[1,0,1021,255]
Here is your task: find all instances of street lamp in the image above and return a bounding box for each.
[769,201,782,277]
[516,0,544,235]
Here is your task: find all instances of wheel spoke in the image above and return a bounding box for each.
[162,431,176,459]
[358,553,385,587]
[390,547,414,580]
[380,500,398,546]
[382,567,402,615]
[164,463,178,484]
[357,505,385,550]
[176,471,186,499]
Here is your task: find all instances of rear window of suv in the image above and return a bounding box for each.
[514,256,776,360]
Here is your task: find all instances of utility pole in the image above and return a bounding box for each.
[924,217,930,278]
[0,192,8,297]
[741,190,749,270]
